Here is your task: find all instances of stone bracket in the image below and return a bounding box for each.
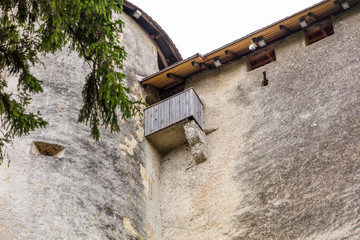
[184,120,208,164]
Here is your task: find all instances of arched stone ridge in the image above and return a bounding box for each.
[123,1,183,69]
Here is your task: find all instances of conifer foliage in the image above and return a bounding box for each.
[0,0,143,165]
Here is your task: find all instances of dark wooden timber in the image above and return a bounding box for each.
[157,45,169,68]
[279,25,292,33]
[191,61,202,68]
[307,12,319,21]
[225,50,237,58]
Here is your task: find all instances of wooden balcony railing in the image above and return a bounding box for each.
[145,88,203,136]
[144,88,203,153]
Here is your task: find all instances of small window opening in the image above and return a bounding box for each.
[247,45,276,71]
[262,71,269,86]
[32,141,65,157]
[304,18,334,45]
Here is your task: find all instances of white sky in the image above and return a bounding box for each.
[129,0,322,59]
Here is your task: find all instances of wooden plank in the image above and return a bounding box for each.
[251,58,272,70]
[321,28,328,37]
[190,89,196,122]
[191,61,201,68]
[165,99,170,127]
[184,90,189,118]
[307,34,326,45]
[225,50,237,58]
[152,104,159,134]
[156,45,168,68]
[167,73,185,82]
[187,89,192,117]
[195,97,200,128]
[169,95,177,125]
[179,90,187,120]
[199,102,203,129]
[198,105,204,129]
[144,109,149,136]
[146,106,151,135]
[146,107,153,136]
[193,92,204,129]
[279,25,292,33]
[175,94,181,123]
[163,73,185,89]
[150,107,154,136]
[266,53,275,62]
[160,99,170,129]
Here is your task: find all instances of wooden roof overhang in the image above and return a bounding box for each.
[140,0,360,89]
[123,1,182,69]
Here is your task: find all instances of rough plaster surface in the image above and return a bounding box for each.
[0,13,162,240]
[161,7,360,240]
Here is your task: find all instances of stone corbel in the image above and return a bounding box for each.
[184,120,208,164]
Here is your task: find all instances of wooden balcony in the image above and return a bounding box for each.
[144,88,203,154]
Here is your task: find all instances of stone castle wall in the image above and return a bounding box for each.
[0,13,162,240]
[160,6,360,240]
[1,4,360,240]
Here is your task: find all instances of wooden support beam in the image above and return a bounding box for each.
[156,46,168,68]
[162,73,186,89]
[151,33,162,39]
[279,25,292,34]
[266,53,275,62]
[225,50,237,58]
[307,12,319,21]
[163,81,181,90]
[321,28,328,37]
[191,61,202,69]
[307,34,326,44]
[251,58,272,69]
[191,61,210,70]
[166,73,185,82]
[200,63,210,69]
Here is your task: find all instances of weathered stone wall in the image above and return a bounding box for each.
[160,6,360,240]
[0,13,162,240]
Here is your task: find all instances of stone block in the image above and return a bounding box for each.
[191,143,208,164]
[184,120,206,146]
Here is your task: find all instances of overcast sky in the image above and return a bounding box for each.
[129,0,322,58]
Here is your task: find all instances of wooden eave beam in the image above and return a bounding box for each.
[307,34,326,44]
[163,73,186,89]
[200,63,211,69]
[251,58,273,69]
[151,33,162,39]
[307,12,319,21]
[156,45,168,68]
[225,50,238,58]
[279,25,292,34]
[321,28,329,37]
[166,73,185,82]
[266,53,275,62]
[191,61,202,69]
